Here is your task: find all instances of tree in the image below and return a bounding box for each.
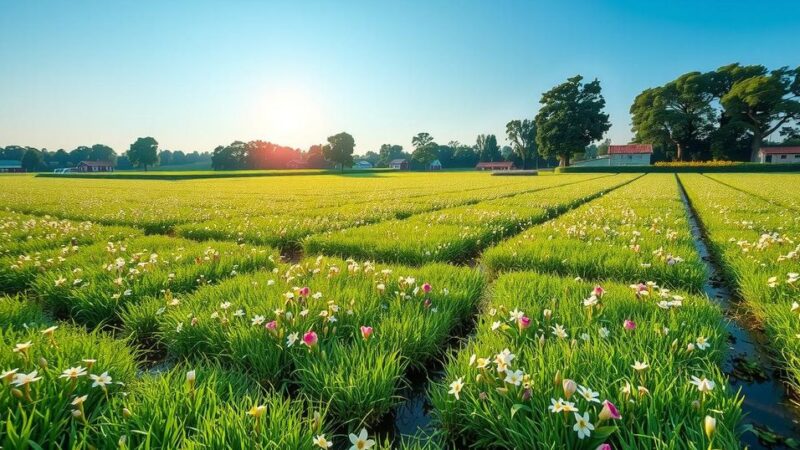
[476,134,501,162]
[306,144,330,169]
[505,119,537,169]
[597,138,610,156]
[630,72,715,161]
[88,144,117,165]
[127,137,159,171]
[21,148,43,171]
[721,66,800,161]
[535,75,610,167]
[53,149,70,167]
[452,145,479,167]
[412,143,439,169]
[323,132,355,171]
[377,144,406,167]
[411,132,434,150]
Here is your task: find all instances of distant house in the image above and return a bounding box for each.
[389,159,409,170]
[287,159,309,169]
[0,160,24,173]
[76,161,114,172]
[758,146,800,164]
[608,144,652,166]
[428,159,442,171]
[354,160,373,169]
[476,161,515,171]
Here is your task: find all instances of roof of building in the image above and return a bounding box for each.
[430,160,442,166]
[759,146,800,155]
[476,161,514,168]
[355,160,373,165]
[0,160,22,168]
[608,144,653,155]
[78,160,114,167]
[389,159,407,164]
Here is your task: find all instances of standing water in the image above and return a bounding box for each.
[676,175,800,448]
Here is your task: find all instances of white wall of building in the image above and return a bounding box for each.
[762,153,800,164]
[610,153,651,166]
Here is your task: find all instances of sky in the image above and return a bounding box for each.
[1,0,798,156]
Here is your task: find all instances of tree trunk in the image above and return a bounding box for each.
[750,131,763,162]
[559,155,570,167]
[675,144,683,162]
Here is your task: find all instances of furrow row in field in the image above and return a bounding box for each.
[483,174,706,291]
[679,173,800,391]
[304,174,639,265]
[704,173,800,211]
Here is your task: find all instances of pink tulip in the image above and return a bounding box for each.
[599,400,621,421]
[360,325,373,340]
[623,320,636,330]
[422,283,432,293]
[593,285,605,297]
[303,331,318,347]
[265,320,278,331]
[518,316,531,330]
[298,287,310,297]
[596,444,612,450]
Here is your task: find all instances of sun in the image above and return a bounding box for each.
[262,85,317,133]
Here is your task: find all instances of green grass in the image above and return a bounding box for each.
[483,174,706,292]
[430,271,742,449]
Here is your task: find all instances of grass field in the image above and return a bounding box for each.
[1,170,798,449]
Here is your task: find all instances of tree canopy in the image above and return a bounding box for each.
[323,132,355,171]
[475,134,501,162]
[505,119,537,169]
[127,137,159,171]
[535,75,610,167]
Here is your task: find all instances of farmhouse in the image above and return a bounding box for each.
[428,159,442,171]
[0,160,24,173]
[76,160,114,172]
[476,161,515,171]
[354,160,373,169]
[758,146,800,164]
[389,159,409,170]
[608,144,652,166]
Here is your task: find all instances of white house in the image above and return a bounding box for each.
[428,159,442,171]
[758,146,800,164]
[354,160,373,169]
[389,159,409,170]
[608,144,652,166]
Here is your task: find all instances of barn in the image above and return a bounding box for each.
[608,144,652,166]
[76,161,115,172]
[476,161,515,171]
[758,147,800,164]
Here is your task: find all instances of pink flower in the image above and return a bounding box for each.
[360,326,373,340]
[298,287,310,297]
[623,320,636,330]
[593,285,605,297]
[265,320,278,331]
[422,283,432,293]
[596,444,612,450]
[518,316,532,330]
[303,331,318,348]
[598,400,621,421]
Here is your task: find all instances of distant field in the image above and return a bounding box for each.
[1,171,798,449]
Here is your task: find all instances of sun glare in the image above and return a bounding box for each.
[262,85,318,134]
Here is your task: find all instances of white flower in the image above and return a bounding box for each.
[508,309,524,322]
[348,428,375,450]
[90,371,113,389]
[12,370,41,386]
[572,411,595,439]
[286,332,299,347]
[491,321,502,331]
[577,385,600,403]
[504,369,524,386]
[632,361,649,371]
[448,377,465,400]
[551,324,568,339]
[251,315,265,326]
[690,376,716,393]
[598,327,610,338]
[313,434,333,449]
[695,336,710,350]
[60,366,87,380]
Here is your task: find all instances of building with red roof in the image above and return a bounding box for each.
[608,144,653,166]
[758,147,800,164]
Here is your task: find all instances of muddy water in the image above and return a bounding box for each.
[677,175,800,448]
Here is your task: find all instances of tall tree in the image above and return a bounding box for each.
[211,141,247,170]
[412,143,439,168]
[89,144,117,165]
[535,75,610,166]
[127,137,159,171]
[20,148,43,171]
[475,134,501,162]
[323,132,355,171]
[630,72,715,161]
[505,119,537,169]
[411,132,434,150]
[721,66,800,161]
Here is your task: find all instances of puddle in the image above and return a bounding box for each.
[677,175,800,448]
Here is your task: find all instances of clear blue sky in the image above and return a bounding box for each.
[1,0,798,155]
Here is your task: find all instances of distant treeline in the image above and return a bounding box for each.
[0,144,210,172]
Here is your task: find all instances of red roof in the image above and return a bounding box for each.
[759,146,800,155]
[476,162,515,168]
[78,160,114,167]
[608,144,653,155]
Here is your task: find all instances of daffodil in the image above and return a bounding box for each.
[573,411,595,439]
